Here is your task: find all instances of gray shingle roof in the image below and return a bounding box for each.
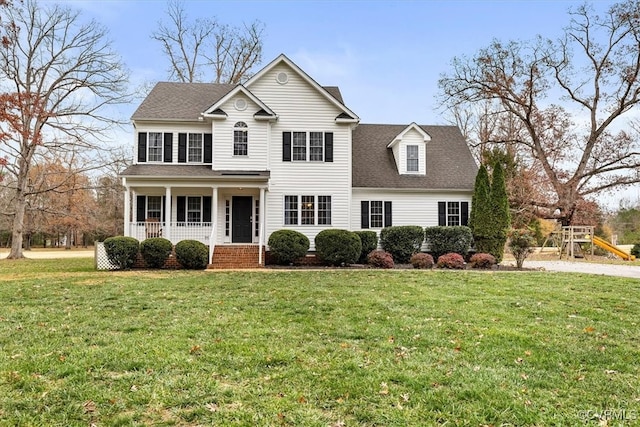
[132,82,344,121]
[120,164,269,178]
[131,83,235,121]
[352,124,478,190]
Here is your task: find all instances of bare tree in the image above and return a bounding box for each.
[152,0,264,84]
[439,1,640,225]
[0,0,130,259]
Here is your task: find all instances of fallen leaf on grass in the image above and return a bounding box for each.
[205,403,218,413]
[190,345,202,354]
[83,400,97,414]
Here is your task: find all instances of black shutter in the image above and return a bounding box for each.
[438,202,446,226]
[461,202,469,226]
[163,133,173,163]
[384,201,392,227]
[178,133,187,163]
[282,132,291,162]
[137,133,147,163]
[324,132,333,162]
[204,133,213,163]
[203,196,212,223]
[136,195,146,222]
[162,196,166,222]
[361,201,369,229]
[177,196,186,222]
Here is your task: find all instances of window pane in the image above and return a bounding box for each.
[234,122,248,156]
[284,195,298,225]
[292,132,306,161]
[188,134,202,162]
[147,196,162,219]
[370,201,383,228]
[309,132,323,161]
[148,133,162,162]
[407,145,419,172]
[318,196,331,225]
[187,196,201,223]
[447,201,460,226]
[301,195,315,225]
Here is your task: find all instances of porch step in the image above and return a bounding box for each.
[209,245,265,269]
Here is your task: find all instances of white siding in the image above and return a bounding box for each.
[212,96,269,171]
[134,122,211,165]
[351,188,473,231]
[248,62,353,248]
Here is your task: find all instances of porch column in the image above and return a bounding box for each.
[259,187,265,265]
[123,184,130,237]
[209,187,218,264]
[164,186,172,241]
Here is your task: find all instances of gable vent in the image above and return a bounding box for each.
[276,71,289,84]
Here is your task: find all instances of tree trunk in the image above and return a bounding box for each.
[7,192,27,259]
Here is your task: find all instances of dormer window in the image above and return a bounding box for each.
[234,122,248,156]
[406,145,419,172]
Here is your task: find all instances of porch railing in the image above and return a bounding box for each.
[129,222,213,246]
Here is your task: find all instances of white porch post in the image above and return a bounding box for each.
[123,184,130,237]
[209,187,218,265]
[164,186,172,241]
[259,187,265,265]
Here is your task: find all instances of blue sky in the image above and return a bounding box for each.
[58,0,610,125]
[54,0,635,206]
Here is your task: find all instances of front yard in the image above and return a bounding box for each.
[1,258,638,426]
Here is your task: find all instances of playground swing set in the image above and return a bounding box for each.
[543,226,636,261]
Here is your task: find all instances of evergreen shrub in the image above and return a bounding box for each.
[315,229,362,266]
[354,230,378,263]
[175,240,209,269]
[424,226,473,260]
[380,225,424,263]
[140,237,173,268]
[267,229,309,265]
[631,243,640,258]
[103,236,140,270]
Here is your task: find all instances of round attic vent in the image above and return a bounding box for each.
[276,71,289,84]
[234,98,247,111]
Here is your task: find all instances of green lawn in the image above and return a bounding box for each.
[1,259,639,426]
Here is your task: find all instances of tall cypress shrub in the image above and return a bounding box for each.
[469,164,493,255]
[488,161,511,262]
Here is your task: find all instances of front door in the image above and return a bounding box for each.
[232,196,253,243]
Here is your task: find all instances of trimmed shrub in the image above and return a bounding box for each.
[354,230,378,264]
[267,229,309,265]
[424,226,473,260]
[410,253,434,269]
[315,229,362,266]
[140,237,173,268]
[508,229,536,269]
[437,252,465,269]
[103,236,139,270]
[379,226,424,264]
[469,253,496,269]
[367,250,394,269]
[175,240,209,270]
[631,243,640,258]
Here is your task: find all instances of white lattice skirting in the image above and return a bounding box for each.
[95,242,119,270]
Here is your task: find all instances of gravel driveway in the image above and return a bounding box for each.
[507,260,640,279]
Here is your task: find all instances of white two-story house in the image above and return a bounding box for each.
[120,54,478,268]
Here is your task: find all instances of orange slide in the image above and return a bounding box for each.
[592,236,636,261]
